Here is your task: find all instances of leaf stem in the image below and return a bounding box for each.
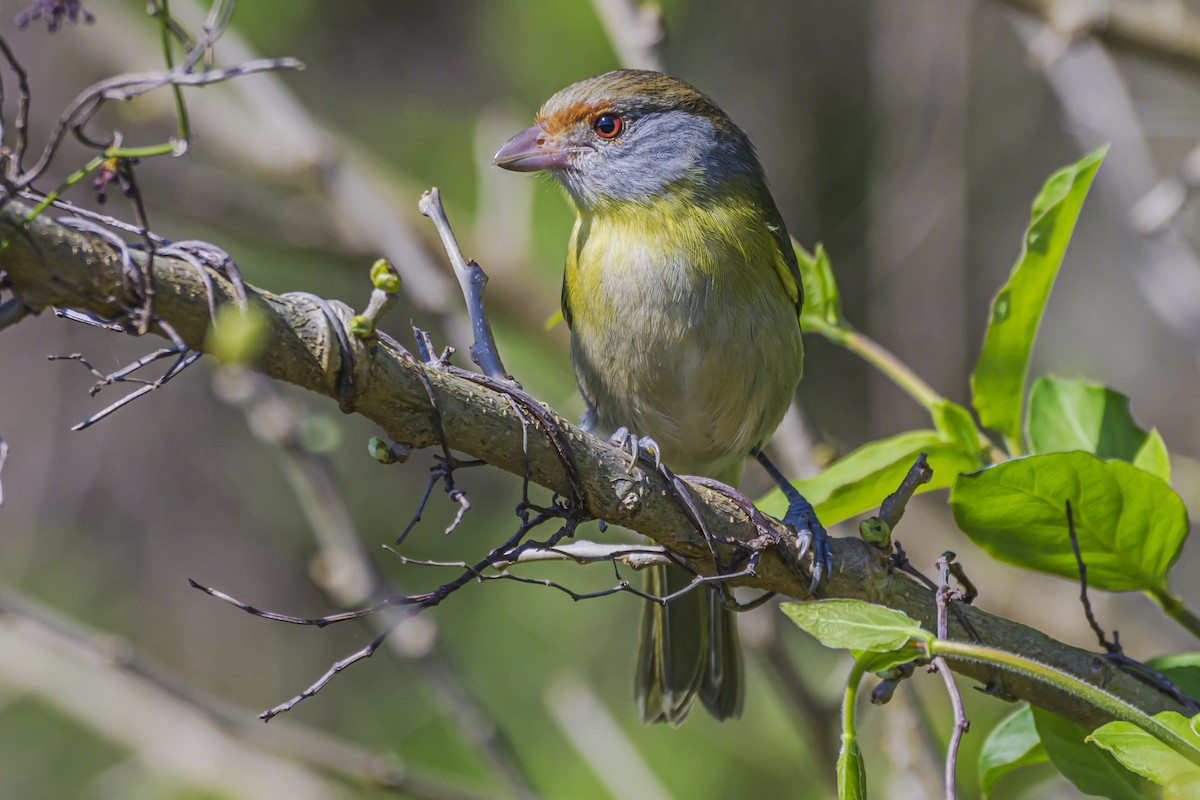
[808,320,943,411]
[843,656,870,743]
[1149,586,1200,642]
[808,320,1006,461]
[926,639,1200,769]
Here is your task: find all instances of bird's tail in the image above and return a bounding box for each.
[635,562,745,724]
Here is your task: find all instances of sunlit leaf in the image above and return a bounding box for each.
[781,600,929,652]
[1134,428,1172,484]
[1088,712,1200,792]
[1027,376,1149,459]
[951,452,1187,592]
[796,240,844,328]
[971,149,1107,450]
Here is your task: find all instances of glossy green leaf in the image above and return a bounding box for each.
[1032,707,1149,800]
[1088,712,1200,792]
[780,600,929,653]
[759,430,982,526]
[979,705,1048,797]
[796,240,844,328]
[951,452,1188,592]
[971,148,1107,449]
[1135,428,1172,483]
[1027,376,1149,459]
[837,735,867,800]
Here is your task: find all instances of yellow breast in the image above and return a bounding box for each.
[562,190,803,484]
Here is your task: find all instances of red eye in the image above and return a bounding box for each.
[593,113,623,139]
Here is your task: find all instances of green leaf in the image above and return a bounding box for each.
[780,600,930,652]
[979,705,1049,797]
[837,735,867,800]
[971,148,1107,450]
[1088,712,1200,791]
[759,429,982,526]
[1135,428,1172,483]
[1146,654,1200,704]
[1027,376,1149,459]
[950,451,1188,592]
[796,240,844,328]
[933,399,984,456]
[1032,707,1149,800]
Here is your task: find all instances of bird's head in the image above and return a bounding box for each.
[493,70,763,211]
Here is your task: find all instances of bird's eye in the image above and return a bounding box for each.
[593,113,623,139]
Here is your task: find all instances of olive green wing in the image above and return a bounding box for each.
[763,197,804,319]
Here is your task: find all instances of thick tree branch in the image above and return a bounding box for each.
[0,201,1188,730]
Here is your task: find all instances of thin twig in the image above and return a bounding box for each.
[214,373,539,799]
[879,452,933,531]
[1065,501,1106,647]
[419,188,511,381]
[19,56,304,189]
[934,553,968,800]
[491,541,670,569]
[1065,502,1199,711]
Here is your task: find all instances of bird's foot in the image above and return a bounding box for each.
[607,426,662,474]
[782,495,831,597]
[753,449,830,596]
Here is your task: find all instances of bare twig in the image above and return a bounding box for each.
[221,369,539,797]
[489,540,670,569]
[934,553,969,800]
[879,453,933,531]
[47,325,200,431]
[1065,501,1199,711]
[419,188,511,382]
[16,54,303,188]
[1064,501,1107,647]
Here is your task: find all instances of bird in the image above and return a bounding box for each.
[493,69,828,724]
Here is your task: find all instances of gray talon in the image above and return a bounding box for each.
[606,427,663,475]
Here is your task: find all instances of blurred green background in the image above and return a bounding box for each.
[3,1,1200,798]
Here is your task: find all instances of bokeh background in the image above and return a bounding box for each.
[3,1,1200,798]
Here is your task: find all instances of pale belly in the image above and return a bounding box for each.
[570,269,803,484]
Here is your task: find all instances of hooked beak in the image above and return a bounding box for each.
[492,124,571,172]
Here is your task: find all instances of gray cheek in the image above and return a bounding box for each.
[562,111,717,205]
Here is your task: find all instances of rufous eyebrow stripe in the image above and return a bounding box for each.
[536,100,610,136]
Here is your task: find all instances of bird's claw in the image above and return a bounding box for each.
[607,427,662,474]
[783,500,831,597]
